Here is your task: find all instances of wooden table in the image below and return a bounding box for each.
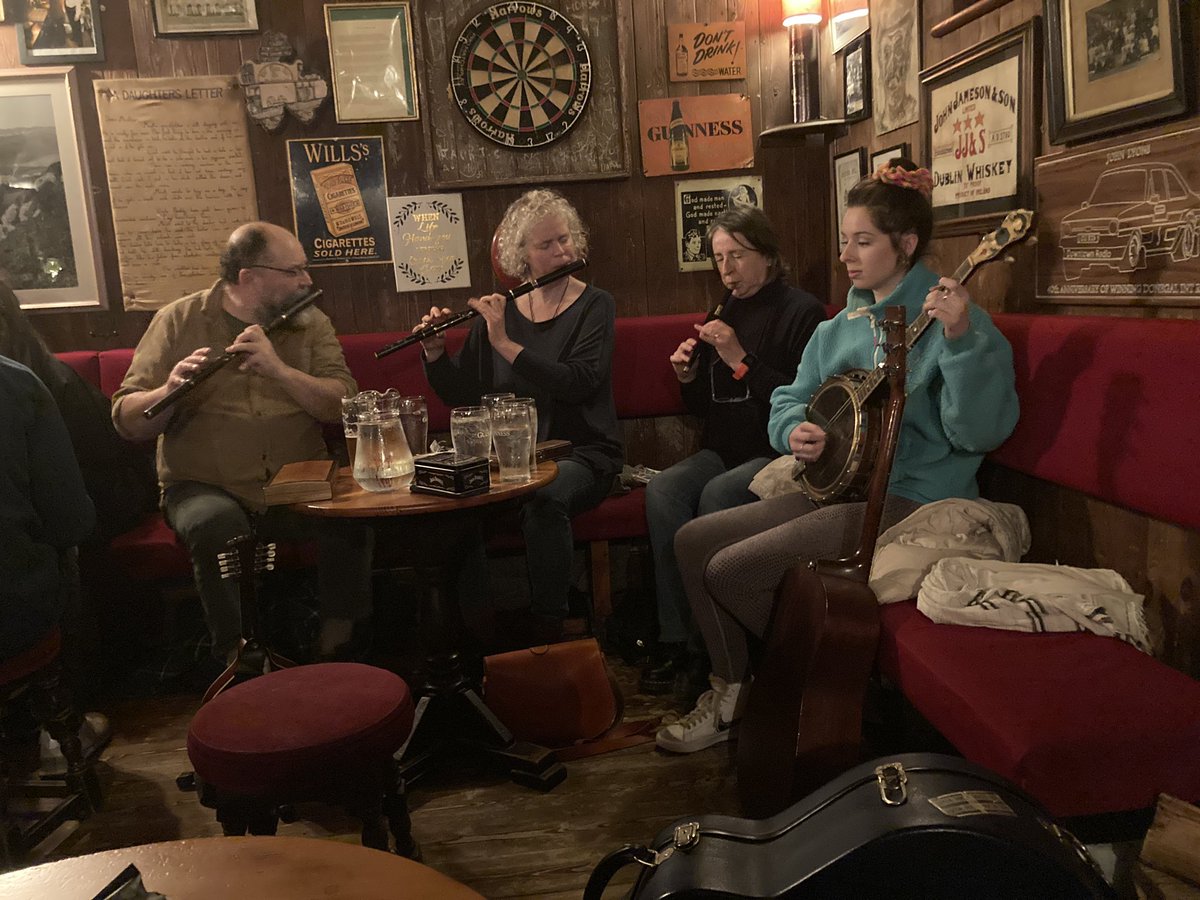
[0,836,483,899]
[293,463,566,791]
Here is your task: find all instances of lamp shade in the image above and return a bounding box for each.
[831,0,868,24]
[782,0,823,27]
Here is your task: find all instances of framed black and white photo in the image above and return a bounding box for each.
[830,0,870,54]
[833,148,866,244]
[922,19,1040,235]
[1044,0,1187,145]
[325,2,419,123]
[871,142,909,172]
[0,68,105,309]
[843,35,871,124]
[17,0,104,64]
[152,0,260,37]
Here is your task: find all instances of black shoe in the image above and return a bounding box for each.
[639,642,688,695]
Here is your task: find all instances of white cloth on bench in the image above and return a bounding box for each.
[869,498,1030,603]
[918,557,1150,652]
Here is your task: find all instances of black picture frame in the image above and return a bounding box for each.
[151,0,261,37]
[921,19,1040,236]
[870,142,910,172]
[1044,0,1188,145]
[16,5,105,65]
[843,35,871,124]
[832,147,867,244]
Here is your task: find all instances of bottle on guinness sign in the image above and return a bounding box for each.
[669,99,689,171]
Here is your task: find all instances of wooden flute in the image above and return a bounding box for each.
[373,257,588,359]
[142,287,323,420]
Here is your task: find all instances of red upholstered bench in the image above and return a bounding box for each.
[873,314,1200,829]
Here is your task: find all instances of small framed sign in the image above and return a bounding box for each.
[152,0,260,37]
[17,1,105,64]
[833,148,867,244]
[843,35,871,124]
[871,142,910,173]
[325,2,419,123]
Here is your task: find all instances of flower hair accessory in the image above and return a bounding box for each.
[873,164,933,199]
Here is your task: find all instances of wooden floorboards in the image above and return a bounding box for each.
[15,663,739,899]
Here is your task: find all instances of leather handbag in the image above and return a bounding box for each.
[483,638,655,758]
[584,753,1116,900]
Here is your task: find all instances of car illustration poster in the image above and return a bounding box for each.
[929,54,1019,215]
[286,136,390,266]
[1036,122,1200,305]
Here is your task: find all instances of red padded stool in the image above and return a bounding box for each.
[186,662,417,855]
[1,627,102,865]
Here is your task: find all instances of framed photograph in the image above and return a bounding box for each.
[325,2,419,123]
[871,0,920,135]
[831,2,870,54]
[1045,0,1187,145]
[843,35,871,124]
[151,0,260,37]
[16,1,105,64]
[674,176,764,272]
[833,148,866,243]
[0,68,105,310]
[871,142,910,172]
[922,19,1040,235]
[1034,120,1200,306]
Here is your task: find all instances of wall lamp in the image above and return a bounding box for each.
[782,0,824,123]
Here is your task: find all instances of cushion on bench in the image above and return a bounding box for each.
[878,600,1200,818]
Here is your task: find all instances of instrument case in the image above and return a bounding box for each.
[585,753,1115,900]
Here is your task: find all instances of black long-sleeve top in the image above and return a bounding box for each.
[681,277,824,467]
[424,285,624,479]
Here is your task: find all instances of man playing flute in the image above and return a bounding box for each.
[113,222,372,668]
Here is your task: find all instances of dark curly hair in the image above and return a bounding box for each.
[845,157,933,266]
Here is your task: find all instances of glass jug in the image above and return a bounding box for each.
[350,391,413,492]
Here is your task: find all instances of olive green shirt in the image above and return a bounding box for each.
[112,281,356,512]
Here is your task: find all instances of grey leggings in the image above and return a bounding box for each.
[675,492,921,683]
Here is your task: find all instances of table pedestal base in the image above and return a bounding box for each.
[397,686,566,791]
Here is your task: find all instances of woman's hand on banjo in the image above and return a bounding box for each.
[789,422,827,462]
[924,278,971,341]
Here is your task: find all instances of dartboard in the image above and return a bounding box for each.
[449,3,592,148]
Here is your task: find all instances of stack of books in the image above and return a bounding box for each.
[263,459,338,505]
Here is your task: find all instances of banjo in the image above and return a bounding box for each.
[797,209,1034,504]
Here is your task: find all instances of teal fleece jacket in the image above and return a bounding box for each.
[767,262,1019,504]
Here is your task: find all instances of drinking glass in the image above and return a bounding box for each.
[481,392,516,413]
[503,397,538,471]
[491,403,533,483]
[340,395,362,464]
[450,406,492,460]
[397,395,429,457]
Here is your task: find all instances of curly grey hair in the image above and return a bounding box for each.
[494,188,589,280]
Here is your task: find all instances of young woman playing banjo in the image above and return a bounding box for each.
[656,158,1019,754]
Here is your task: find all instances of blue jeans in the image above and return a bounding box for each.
[164,482,374,658]
[645,450,769,644]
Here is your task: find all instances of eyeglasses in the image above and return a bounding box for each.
[249,263,310,277]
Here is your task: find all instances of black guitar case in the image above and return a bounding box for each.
[584,753,1115,900]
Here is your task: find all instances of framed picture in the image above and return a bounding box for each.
[151,0,260,37]
[0,68,105,310]
[16,1,105,64]
[674,176,764,272]
[830,2,870,54]
[871,0,920,135]
[325,2,419,123]
[1034,120,1200,306]
[921,19,1040,236]
[833,148,866,243]
[871,142,909,172]
[1044,0,1187,145]
[843,35,871,124]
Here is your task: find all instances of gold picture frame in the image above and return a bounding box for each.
[324,2,419,123]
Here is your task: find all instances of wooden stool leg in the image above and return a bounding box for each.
[27,661,101,811]
[383,771,419,859]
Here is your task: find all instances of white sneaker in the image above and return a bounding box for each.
[655,674,747,754]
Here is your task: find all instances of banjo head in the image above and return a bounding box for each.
[799,370,879,503]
